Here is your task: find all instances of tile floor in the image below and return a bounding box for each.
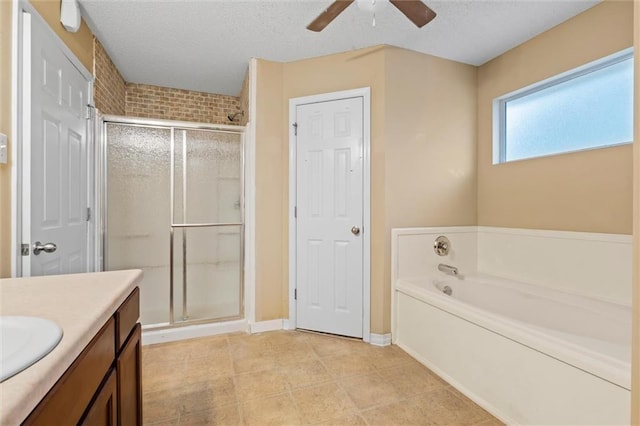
[142,330,504,426]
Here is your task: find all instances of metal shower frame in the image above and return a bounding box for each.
[98,115,246,330]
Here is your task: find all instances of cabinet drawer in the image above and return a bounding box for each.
[116,287,140,350]
[24,318,116,426]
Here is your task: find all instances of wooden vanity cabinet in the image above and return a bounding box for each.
[24,287,142,426]
[80,369,118,426]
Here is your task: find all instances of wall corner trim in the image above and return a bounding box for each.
[249,319,284,334]
[369,333,392,347]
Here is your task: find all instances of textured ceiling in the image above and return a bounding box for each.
[79,0,601,96]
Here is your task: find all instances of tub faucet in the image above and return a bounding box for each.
[438,263,458,276]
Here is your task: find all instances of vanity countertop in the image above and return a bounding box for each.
[0,269,143,425]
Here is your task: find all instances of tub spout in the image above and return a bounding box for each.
[438,263,458,276]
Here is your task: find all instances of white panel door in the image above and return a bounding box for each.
[296,97,363,337]
[26,12,90,276]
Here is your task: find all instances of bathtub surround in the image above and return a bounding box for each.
[392,226,633,305]
[391,226,633,424]
[394,280,630,425]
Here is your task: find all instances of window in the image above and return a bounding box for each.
[494,50,634,164]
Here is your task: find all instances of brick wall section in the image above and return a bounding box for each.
[125,83,242,125]
[93,38,126,115]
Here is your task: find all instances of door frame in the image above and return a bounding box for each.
[287,87,371,342]
[11,0,95,277]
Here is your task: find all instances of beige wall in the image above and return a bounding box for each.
[238,68,250,126]
[477,0,634,234]
[30,0,93,72]
[384,47,477,331]
[254,46,477,333]
[254,60,285,321]
[631,1,639,422]
[0,0,94,277]
[1,0,12,278]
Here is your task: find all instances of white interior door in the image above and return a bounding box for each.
[23,11,91,276]
[295,97,364,338]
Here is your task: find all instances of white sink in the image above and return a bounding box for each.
[0,316,63,382]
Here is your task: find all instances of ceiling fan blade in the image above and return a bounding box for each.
[390,0,437,28]
[307,0,355,32]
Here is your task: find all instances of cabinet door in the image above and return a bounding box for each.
[117,323,142,425]
[81,369,117,426]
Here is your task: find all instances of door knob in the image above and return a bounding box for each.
[33,241,57,255]
[351,226,360,236]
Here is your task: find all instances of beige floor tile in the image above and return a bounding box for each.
[178,404,241,426]
[291,382,356,423]
[279,359,332,389]
[339,373,403,409]
[273,346,319,367]
[320,353,377,379]
[361,399,438,426]
[232,352,281,375]
[308,413,367,425]
[378,362,446,398]
[263,330,311,348]
[144,335,229,364]
[241,394,302,426]
[144,418,180,426]
[143,359,188,394]
[143,395,181,424]
[474,418,506,426]
[184,353,235,381]
[306,334,364,358]
[413,388,491,426]
[142,330,502,426]
[180,377,238,414]
[235,368,290,402]
[143,377,237,423]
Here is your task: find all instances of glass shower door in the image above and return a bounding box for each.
[105,122,244,327]
[171,128,243,323]
[106,124,172,325]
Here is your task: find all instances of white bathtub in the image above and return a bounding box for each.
[393,275,632,425]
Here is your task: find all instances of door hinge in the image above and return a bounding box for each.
[294,288,297,300]
[86,207,91,222]
[293,122,298,136]
[21,244,29,256]
[294,206,297,218]
[85,105,95,120]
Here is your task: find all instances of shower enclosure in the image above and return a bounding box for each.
[99,117,244,328]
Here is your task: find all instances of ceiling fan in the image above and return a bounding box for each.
[307,0,437,32]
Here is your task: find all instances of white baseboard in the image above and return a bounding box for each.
[369,333,392,346]
[249,319,284,333]
[142,319,248,346]
[283,319,295,330]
